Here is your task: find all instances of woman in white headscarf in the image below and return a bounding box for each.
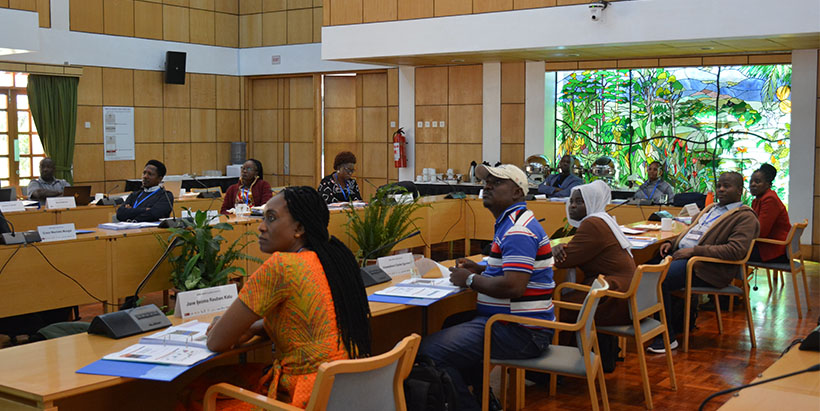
[553,180,636,327]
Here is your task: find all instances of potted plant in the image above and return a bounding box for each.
[158,209,262,291]
[345,184,425,266]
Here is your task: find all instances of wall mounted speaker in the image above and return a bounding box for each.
[165,51,186,85]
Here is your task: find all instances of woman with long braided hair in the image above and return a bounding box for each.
[198,186,371,409]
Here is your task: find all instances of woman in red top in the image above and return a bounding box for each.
[220,159,273,215]
[748,163,791,263]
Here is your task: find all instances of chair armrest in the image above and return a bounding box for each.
[485,313,582,333]
[204,383,302,411]
[604,289,630,299]
[687,255,747,267]
[753,237,788,246]
[553,301,583,311]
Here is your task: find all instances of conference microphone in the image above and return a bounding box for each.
[0,210,24,245]
[191,175,221,199]
[120,236,185,310]
[362,230,421,266]
[158,188,183,228]
[96,184,123,206]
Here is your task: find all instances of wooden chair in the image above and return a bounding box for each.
[746,219,810,318]
[597,257,676,409]
[480,276,610,411]
[204,333,421,411]
[679,245,756,352]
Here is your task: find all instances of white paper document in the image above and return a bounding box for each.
[140,321,210,349]
[103,343,213,366]
[626,236,658,249]
[400,277,460,290]
[619,225,646,235]
[374,286,453,299]
[98,222,161,230]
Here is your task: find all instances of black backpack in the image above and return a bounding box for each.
[404,357,459,411]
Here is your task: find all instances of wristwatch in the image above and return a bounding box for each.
[466,273,476,289]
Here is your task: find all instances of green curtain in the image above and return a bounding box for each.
[26,75,79,184]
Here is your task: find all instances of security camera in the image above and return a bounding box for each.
[589,0,608,21]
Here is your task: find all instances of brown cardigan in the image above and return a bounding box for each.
[669,203,760,288]
[555,217,636,326]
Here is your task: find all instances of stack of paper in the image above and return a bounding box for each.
[98,221,161,230]
[625,236,658,249]
[102,321,213,366]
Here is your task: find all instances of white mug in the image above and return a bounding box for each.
[661,218,675,231]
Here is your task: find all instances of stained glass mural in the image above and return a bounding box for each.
[552,64,791,206]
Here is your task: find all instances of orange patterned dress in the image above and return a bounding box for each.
[238,250,349,408]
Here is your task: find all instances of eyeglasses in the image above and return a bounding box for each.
[342,166,355,174]
[241,167,257,172]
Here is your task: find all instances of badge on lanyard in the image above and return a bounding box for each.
[683,229,704,243]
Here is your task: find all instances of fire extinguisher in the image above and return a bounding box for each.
[393,127,407,168]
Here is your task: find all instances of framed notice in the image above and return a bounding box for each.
[103,106,135,161]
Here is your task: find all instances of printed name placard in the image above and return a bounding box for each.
[377,253,416,278]
[0,201,25,213]
[175,283,238,318]
[683,203,700,217]
[46,196,77,210]
[37,223,77,242]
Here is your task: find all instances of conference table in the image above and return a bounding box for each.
[0,220,682,411]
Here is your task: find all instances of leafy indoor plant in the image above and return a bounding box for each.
[345,184,425,266]
[158,209,262,291]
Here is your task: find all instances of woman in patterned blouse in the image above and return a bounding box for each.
[317,151,362,203]
[204,186,371,408]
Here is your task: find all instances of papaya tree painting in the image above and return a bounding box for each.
[553,64,791,206]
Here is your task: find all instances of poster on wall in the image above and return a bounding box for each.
[103,106,135,161]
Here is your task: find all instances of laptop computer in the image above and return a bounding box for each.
[63,185,92,206]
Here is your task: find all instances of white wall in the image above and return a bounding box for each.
[790,49,818,243]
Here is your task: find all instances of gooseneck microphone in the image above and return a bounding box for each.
[96,184,122,206]
[158,188,182,228]
[191,175,221,199]
[120,236,185,310]
[0,211,24,245]
[362,230,421,266]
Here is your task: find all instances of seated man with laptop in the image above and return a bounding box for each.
[27,158,70,205]
[116,160,173,222]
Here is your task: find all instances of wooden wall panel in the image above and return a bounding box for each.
[163,5,190,42]
[262,11,287,45]
[324,108,356,142]
[240,0,262,14]
[328,0,362,25]
[288,142,315,176]
[190,8,216,44]
[214,0,237,13]
[501,61,525,103]
[252,142,279,180]
[240,13,262,47]
[289,0,312,8]
[70,0,104,33]
[135,0,163,39]
[215,142,234,173]
[190,143,218,174]
[103,0,135,37]
[414,143,448,176]
[361,142,389,180]
[500,103,524,144]
[164,81,191,107]
[134,107,164,143]
[252,78,280,109]
[501,143,524,165]
[190,74,216,108]
[414,105,447,143]
[447,105,481,143]
[216,76,241,109]
[252,109,279,142]
[513,0,556,9]
[362,73,387,107]
[448,65,482,104]
[191,109,217,142]
[190,0,215,9]
[434,0,471,16]
[361,107,387,142]
[287,8,313,44]
[216,110,241,141]
[289,76,315,108]
[312,7,322,42]
[163,108,191,142]
[163,143,192,175]
[133,70,164,107]
[75,106,103,144]
[448,143,481,175]
[102,68,134,106]
[473,0,511,14]
[398,0,432,19]
[288,109,314,142]
[324,76,356,107]
[214,12,239,47]
[362,0,395,22]
[264,0,287,11]
[415,67,448,105]
[77,67,103,106]
[104,160,136,181]
[387,68,399,106]
[73,144,104,183]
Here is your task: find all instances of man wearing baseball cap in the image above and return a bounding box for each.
[418,163,555,410]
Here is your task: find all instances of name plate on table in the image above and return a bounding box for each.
[175,284,238,319]
[682,203,700,217]
[378,253,416,278]
[46,196,76,210]
[0,201,25,213]
[37,223,77,242]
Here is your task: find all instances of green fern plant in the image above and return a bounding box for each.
[345,184,426,266]
[157,208,262,291]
